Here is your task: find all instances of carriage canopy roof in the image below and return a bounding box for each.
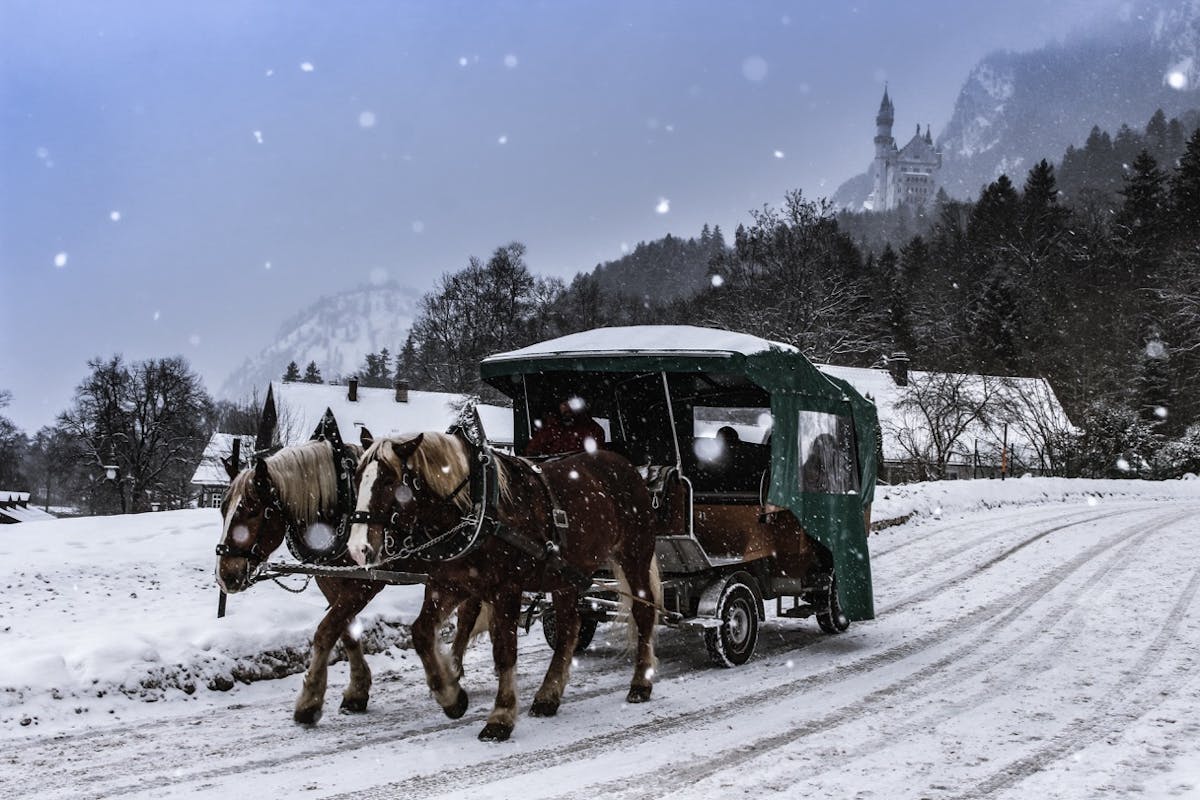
[483,325,848,402]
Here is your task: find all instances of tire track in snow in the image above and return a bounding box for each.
[540,507,1194,800]
[331,506,1175,800]
[683,507,1190,799]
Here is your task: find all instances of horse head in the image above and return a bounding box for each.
[347,431,473,567]
[215,456,287,593]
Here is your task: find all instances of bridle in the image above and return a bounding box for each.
[350,437,493,564]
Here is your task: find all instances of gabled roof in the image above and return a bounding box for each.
[270,382,514,449]
[190,433,256,487]
[483,325,797,361]
[897,131,939,164]
[816,363,1073,467]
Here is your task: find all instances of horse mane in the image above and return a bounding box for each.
[363,432,510,512]
[229,440,362,524]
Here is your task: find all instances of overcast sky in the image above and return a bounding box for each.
[1,0,1129,431]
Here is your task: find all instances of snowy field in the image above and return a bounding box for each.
[2,477,1200,798]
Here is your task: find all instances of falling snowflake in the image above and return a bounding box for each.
[583,437,598,454]
[53,252,68,268]
[568,396,586,413]
[711,274,725,288]
[394,485,413,505]
[458,56,469,67]
[264,261,272,270]
[265,68,274,77]
[188,334,201,346]
[303,522,336,552]
[358,111,377,128]
[300,62,315,72]
[1154,406,1168,419]
[348,618,363,640]
[655,198,670,214]
[1116,457,1131,472]
[568,470,579,480]
[773,150,785,159]
[497,134,508,145]
[785,659,794,669]
[620,242,630,254]
[742,56,768,82]
[1166,70,1188,90]
[253,130,264,144]
[503,54,519,69]
[153,311,161,321]
[109,211,121,222]
[1086,495,1098,507]
[412,220,425,233]
[1145,340,1166,359]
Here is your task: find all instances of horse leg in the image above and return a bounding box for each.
[450,597,485,682]
[530,589,579,717]
[411,583,471,720]
[479,590,522,742]
[618,548,659,704]
[338,581,385,713]
[295,577,367,724]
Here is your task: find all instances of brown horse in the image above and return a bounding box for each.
[214,439,486,724]
[347,430,660,741]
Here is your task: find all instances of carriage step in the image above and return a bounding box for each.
[779,604,819,619]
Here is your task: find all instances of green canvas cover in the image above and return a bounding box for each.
[481,326,879,619]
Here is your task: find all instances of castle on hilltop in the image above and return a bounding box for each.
[865,87,942,211]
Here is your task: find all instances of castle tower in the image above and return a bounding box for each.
[866,88,941,212]
[871,87,897,210]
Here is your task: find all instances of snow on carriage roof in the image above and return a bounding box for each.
[483,325,799,362]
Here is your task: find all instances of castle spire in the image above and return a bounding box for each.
[877,85,894,123]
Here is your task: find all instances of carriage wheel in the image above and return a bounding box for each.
[704,582,760,667]
[541,604,598,654]
[815,573,850,634]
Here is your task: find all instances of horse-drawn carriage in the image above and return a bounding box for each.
[216,324,878,736]
[480,325,879,666]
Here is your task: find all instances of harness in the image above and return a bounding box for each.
[357,430,593,591]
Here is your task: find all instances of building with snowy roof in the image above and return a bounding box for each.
[866,87,942,211]
[190,379,514,503]
[818,356,1074,482]
[0,491,57,524]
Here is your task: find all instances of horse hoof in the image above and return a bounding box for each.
[626,685,652,704]
[478,722,513,742]
[444,688,469,720]
[529,698,560,717]
[339,696,368,714]
[294,706,324,725]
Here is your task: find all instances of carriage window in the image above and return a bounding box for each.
[797,411,859,494]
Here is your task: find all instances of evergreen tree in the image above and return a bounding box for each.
[1169,128,1200,235]
[302,361,323,384]
[282,361,301,382]
[1116,150,1168,248]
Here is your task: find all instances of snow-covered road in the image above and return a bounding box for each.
[4,487,1200,799]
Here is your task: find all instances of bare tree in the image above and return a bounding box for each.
[995,377,1077,475]
[887,372,1003,480]
[57,355,215,512]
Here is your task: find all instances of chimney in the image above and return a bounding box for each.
[888,352,910,387]
[394,378,409,403]
[348,377,359,402]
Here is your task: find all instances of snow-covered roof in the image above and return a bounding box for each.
[0,491,57,523]
[190,433,256,487]
[271,382,514,448]
[816,364,1073,468]
[483,325,797,362]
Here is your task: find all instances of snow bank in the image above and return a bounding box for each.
[871,475,1200,526]
[0,509,425,732]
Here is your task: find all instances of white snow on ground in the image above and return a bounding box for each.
[2,477,1199,799]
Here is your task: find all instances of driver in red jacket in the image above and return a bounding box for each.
[525,397,605,456]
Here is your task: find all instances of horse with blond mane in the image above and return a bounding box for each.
[347,428,660,741]
[215,437,486,724]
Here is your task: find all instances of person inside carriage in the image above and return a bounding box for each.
[525,396,606,456]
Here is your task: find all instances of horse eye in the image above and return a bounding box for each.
[394,485,414,505]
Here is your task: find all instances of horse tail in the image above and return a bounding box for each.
[610,555,661,654]
[470,600,493,643]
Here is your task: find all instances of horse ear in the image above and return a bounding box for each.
[254,456,270,485]
[360,426,374,449]
[221,456,239,481]
[394,433,424,459]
